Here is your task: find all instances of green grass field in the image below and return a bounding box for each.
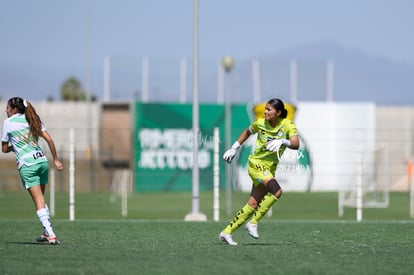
[1,191,414,274]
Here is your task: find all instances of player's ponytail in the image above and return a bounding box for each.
[24,100,43,138]
[267,98,288,118]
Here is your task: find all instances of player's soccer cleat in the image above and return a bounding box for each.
[219,232,238,245]
[48,236,60,245]
[36,233,49,242]
[36,232,60,245]
[245,222,259,239]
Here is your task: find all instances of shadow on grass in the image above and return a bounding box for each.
[217,241,294,246]
[7,241,48,245]
[243,241,294,246]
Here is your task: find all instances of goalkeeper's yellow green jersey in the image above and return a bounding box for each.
[248,118,298,173]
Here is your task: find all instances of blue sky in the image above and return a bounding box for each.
[0,0,413,101]
[1,0,413,64]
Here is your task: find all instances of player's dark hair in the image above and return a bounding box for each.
[267,98,288,118]
[7,97,43,138]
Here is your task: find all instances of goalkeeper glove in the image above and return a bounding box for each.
[223,141,241,163]
[266,138,291,152]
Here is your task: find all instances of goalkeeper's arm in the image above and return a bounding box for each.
[234,128,252,146]
[285,135,300,150]
[223,128,252,163]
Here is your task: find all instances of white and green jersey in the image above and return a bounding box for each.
[2,113,48,169]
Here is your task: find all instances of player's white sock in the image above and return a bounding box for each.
[36,208,56,237]
[43,204,50,235]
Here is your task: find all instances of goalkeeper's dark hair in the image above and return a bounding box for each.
[267,98,288,118]
[7,97,43,138]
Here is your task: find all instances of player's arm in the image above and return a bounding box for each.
[41,130,64,171]
[1,142,13,153]
[1,123,13,153]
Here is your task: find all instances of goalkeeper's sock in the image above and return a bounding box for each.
[250,194,278,224]
[36,208,56,238]
[222,204,255,234]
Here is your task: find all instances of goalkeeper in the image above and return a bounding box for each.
[219,98,299,245]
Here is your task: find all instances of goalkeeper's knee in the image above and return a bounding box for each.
[267,178,282,198]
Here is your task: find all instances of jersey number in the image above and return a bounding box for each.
[33,151,45,160]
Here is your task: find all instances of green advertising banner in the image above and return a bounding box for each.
[134,103,250,192]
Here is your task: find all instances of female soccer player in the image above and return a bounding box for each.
[219,98,299,245]
[2,97,63,244]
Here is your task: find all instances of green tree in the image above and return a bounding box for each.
[60,76,86,101]
[60,76,98,101]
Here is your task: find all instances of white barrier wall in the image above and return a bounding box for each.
[294,102,376,191]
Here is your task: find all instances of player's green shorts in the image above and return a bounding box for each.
[18,162,49,190]
[247,158,275,186]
